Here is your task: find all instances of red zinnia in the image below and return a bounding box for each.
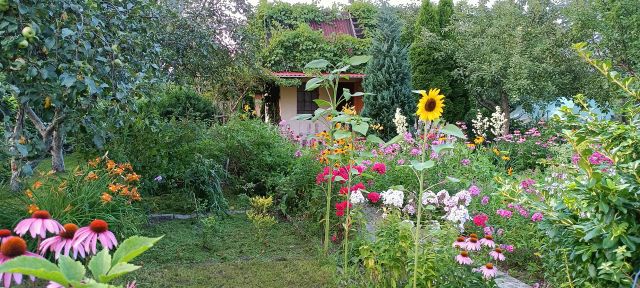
[473,213,489,227]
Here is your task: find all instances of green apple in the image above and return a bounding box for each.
[22,26,36,39]
[18,39,29,49]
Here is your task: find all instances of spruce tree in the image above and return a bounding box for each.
[362,8,413,140]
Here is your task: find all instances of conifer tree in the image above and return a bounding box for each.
[362,8,414,139]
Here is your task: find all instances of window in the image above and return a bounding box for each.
[297,86,319,114]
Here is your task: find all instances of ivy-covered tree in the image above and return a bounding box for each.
[361,8,413,139]
[0,0,158,190]
[409,0,469,122]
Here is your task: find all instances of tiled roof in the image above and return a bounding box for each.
[273,71,365,79]
[309,18,357,38]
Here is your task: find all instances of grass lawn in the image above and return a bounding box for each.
[130,216,337,287]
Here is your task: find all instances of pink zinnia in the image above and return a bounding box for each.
[466,237,481,251]
[0,236,40,287]
[367,192,381,203]
[489,248,506,261]
[39,223,85,259]
[371,162,386,174]
[72,219,118,255]
[455,251,473,265]
[479,263,497,279]
[452,236,466,249]
[14,210,64,238]
[350,182,365,192]
[335,201,352,217]
[0,230,12,245]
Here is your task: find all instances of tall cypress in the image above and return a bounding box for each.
[409,0,469,122]
[362,8,414,140]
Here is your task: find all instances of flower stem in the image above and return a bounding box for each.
[412,121,430,288]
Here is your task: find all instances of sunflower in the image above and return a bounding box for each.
[416,88,445,122]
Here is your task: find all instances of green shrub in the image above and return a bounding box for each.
[142,85,219,121]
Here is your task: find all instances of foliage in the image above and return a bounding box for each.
[564,0,640,75]
[184,155,228,214]
[262,24,370,73]
[0,236,162,288]
[0,0,159,189]
[346,1,378,39]
[143,85,219,121]
[361,8,414,140]
[247,196,277,245]
[452,0,597,133]
[409,0,469,122]
[0,156,144,237]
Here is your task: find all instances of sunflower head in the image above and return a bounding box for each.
[416,88,445,122]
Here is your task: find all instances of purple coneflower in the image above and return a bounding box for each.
[455,251,473,265]
[14,210,63,238]
[73,219,118,255]
[0,236,40,287]
[489,248,506,261]
[479,235,495,248]
[452,236,466,249]
[466,237,481,251]
[39,223,85,259]
[479,263,497,279]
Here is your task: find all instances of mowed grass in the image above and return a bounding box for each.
[130,216,337,288]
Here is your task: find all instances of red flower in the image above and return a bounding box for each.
[350,182,365,192]
[339,187,349,195]
[372,162,387,175]
[473,213,489,227]
[335,201,352,217]
[367,192,381,203]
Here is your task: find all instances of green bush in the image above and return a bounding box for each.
[142,85,219,121]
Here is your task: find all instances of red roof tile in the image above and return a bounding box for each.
[309,18,357,38]
[273,71,365,79]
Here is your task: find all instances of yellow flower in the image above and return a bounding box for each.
[466,143,476,149]
[101,192,113,203]
[371,123,384,131]
[493,148,500,155]
[27,204,39,214]
[474,136,485,145]
[342,106,356,116]
[501,155,510,161]
[507,167,513,176]
[25,189,34,199]
[416,88,445,122]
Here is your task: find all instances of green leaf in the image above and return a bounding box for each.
[0,256,69,286]
[384,134,403,147]
[410,160,434,171]
[88,249,111,280]
[102,263,140,283]
[433,143,454,154]
[446,176,460,183]
[440,124,465,138]
[293,114,312,120]
[111,236,163,265]
[348,55,371,66]
[313,99,331,107]
[352,122,368,136]
[304,59,329,69]
[366,134,384,144]
[342,88,352,101]
[58,255,85,282]
[61,28,75,38]
[305,77,323,91]
[60,72,76,87]
[334,130,351,140]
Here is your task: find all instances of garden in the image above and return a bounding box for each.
[0,0,638,287]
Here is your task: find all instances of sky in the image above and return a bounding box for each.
[246,0,481,7]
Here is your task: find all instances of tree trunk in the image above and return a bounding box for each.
[51,126,65,172]
[9,107,25,191]
[501,92,510,136]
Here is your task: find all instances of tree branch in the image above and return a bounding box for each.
[24,106,65,139]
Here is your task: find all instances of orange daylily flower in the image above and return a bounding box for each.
[32,181,43,190]
[27,204,39,214]
[88,157,101,168]
[24,189,34,199]
[101,192,113,203]
[125,173,141,182]
[106,160,116,170]
[85,171,99,181]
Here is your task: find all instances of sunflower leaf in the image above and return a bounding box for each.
[440,124,465,138]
